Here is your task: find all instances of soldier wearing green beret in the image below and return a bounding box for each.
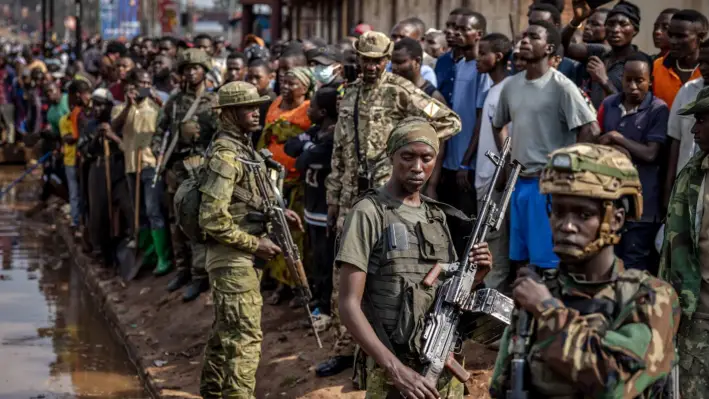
[337,117,492,399]
[151,48,219,301]
[198,81,302,398]
[660,85,709,399]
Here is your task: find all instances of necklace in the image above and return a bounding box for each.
[676,59,698,73]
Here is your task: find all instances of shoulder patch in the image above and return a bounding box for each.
[423,101,441,118]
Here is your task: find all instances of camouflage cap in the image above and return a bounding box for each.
[213,81,271,109]
[355,31,393,58]
[678,85,709,116]
[177,48,212,72]
[540,143,643,220]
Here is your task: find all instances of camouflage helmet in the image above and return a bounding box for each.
[177,48,212,73]
[213,81,271,109]
[540,144,643,258]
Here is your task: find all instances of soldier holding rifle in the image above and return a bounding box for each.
[337,118,492,399]
[198,81,303,399]
[489,144,680,399]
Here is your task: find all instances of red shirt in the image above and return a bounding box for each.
[109,81,125,102]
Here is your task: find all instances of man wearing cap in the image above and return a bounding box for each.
[661,85,709,398]
[151,48,219,302]
[320,30,461,379]
[490,143,680,398]
[198,81,301,399]
[310,45,346,97]
[337,117,492,398]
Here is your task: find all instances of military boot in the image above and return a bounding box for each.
[182,277,209,302]
[151,228,173,275]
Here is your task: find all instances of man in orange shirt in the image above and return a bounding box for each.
[653,9,707,108]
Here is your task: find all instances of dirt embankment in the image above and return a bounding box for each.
[56,211,497,398]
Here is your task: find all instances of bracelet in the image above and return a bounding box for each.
[459,165,473,171]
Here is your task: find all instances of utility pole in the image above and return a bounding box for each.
[75,0,82,59]
[41,0,47,56]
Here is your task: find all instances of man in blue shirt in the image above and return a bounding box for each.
[435,8,469,105]
[598,53,669,275]
[387,19,438,87]
[436,9,491,216]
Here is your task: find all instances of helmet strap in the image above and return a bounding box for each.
[582,200,621,256]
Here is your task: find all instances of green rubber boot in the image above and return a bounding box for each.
[138,228,157,267]
[151,228,174,276]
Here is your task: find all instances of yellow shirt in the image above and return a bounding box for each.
[111,99,159,173]
[59,114,76,167]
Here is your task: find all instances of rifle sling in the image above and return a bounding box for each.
[162,91,205,169]
[353,88,368,178]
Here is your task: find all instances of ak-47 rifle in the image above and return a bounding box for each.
[419,137,523,384]
[240,149,323,349]
[507,309,531,399]
[152,104,178,188]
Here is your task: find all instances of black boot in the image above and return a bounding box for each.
[167,269,191,292]
[182,277,210,302]
[315,355,354,377]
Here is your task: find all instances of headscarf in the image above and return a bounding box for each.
[386,117,439,156]
[285,67,315,99]
[608,1,641,31]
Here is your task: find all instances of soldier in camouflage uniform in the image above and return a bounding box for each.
[490,144,681,398]
[336,118,492,399]
[151,48,219,302]
[318,30,462,379]
[659,86,709,398]
[198,81,301,399]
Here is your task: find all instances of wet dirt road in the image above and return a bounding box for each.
[0,166,148,399]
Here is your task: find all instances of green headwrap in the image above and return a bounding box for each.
[286,67,315,99]
[386,117,439,156]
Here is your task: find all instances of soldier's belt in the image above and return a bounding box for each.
[461,288,514,345]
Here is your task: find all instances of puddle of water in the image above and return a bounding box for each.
[0,166,149,399]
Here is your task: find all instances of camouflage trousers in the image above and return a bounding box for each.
[678,316,709,398]
[330,264,356,357]
[166,166,206,279]
[364,355,463,399]
[200,267,263,399]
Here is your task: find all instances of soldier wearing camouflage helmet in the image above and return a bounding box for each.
[319,30,462,379]
[198,81,302,398]
[659,85,709,399]
[489,143,680,398]
[150,48,219,301]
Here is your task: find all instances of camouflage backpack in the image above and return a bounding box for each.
[174,155,208,243]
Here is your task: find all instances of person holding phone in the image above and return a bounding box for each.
[111,68,171,277]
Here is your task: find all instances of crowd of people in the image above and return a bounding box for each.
[6,0,709,397]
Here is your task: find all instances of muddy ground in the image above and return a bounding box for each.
[56,211,497,399]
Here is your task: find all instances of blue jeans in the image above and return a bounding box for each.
[126,167,166,230]
[64,165,81,226]
[509,177,559,269]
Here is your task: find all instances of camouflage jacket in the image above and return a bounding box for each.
[489,261,680,399]
[151,84,219,165]
[659,151,708,318]
[325,72,461,214]
[198,129,272,254]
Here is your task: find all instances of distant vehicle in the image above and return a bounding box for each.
[194,21,225,36]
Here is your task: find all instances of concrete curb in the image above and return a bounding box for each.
[54,211,163,399]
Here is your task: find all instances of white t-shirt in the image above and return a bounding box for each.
[475,78,508,201]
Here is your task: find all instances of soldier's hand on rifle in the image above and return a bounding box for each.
[255,237,282,261]
[388,360,440,399]
[512,267,554,318]
[470,242,493,286]
[284,209,304,232]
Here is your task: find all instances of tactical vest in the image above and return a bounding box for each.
[526,268,658,398]
[358,190,457,355]
[175,131,271,243]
